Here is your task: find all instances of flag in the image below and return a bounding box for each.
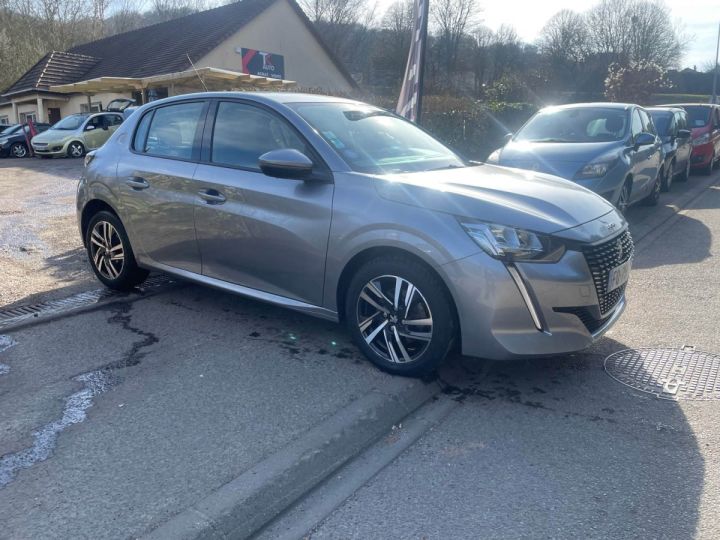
[396,0,429,123]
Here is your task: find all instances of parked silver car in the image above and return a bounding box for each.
[77,93,633,376]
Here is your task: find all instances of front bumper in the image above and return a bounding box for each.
[32,142,68,156]
[443,232,630,360]
[690,143,714,168]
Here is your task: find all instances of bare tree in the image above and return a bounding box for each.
[585,0,685,69]
[430,0,480,86]
[538,10,588,65]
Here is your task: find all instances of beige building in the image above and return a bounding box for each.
[0,0,356,125]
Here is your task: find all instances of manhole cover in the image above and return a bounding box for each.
[604,347,720,400]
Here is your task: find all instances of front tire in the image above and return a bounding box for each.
[615,180,632,214]
[643,170,661,206]
[85,211,148,290]
[703,152,716,176]
[345,255,455,377]
[68,141,85,158]
[660,162,673,192]
[10,142,28,158]
[678,158,690,182]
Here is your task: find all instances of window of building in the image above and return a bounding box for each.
[211,102,308,170]
[135,101,205,160]
[81,102,103,113]
[20,112,37,123]
[0,116,9,125]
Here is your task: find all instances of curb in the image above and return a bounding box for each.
[141,378,441,540]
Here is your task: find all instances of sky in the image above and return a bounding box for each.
[374,0,720,70]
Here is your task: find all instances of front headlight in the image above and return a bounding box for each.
[461,221,565,262]
[693,133,710,147]
[575,160,613,179]
[486,149,501,164]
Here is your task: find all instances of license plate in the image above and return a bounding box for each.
[607,260,631,292]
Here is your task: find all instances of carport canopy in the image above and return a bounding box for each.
[49,67,296,98]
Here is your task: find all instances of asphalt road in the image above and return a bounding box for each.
[0,163,719,539]
[302,172,720,540]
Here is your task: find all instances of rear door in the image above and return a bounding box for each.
[628,109,650,198]
[116,100,208,273]
[192,100,334,306]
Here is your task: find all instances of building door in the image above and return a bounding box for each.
[48,108,61,124]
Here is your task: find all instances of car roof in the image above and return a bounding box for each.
[659,103,718,108]
[542,102,635,112]
[646,107,685,113]
[142,91,365,108]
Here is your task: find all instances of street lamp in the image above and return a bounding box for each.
[712,22,719,105]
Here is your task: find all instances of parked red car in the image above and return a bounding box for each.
[662,103,720,175]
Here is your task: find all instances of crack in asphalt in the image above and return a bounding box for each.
[0,335,16,376]
[0,304,158,488]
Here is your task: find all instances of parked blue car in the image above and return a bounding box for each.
[647,107,693,191]
[486,103,664,213]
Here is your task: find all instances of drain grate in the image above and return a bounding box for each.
[0,274,175,331]
[604,347,720,401]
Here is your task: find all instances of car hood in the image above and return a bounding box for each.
[31,130,73,144]
[497,140,622,179]
[375,164,616,235]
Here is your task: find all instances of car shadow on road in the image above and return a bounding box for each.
[632,212,712,269]
[434,338,703,539]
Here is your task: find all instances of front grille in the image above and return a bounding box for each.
[33,142,48,147]
[555,306,612,333]
[582,230,634,315]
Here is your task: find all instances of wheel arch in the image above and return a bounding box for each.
[80,199,119,246]
[335,246,461,345]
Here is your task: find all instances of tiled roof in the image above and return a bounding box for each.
[3,51,99,95]
[2,0,356,98]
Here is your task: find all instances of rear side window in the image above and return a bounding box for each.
[107,114,123,126]
[134,102,205,160]
[211,102,308,170]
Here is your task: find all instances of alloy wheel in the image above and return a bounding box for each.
[617,183,630,214]
[356,275,433,364]
[89,220,125,280]
[11,144,27,158]
[69,143,84,158]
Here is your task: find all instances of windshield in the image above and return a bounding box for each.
[683,106,711,128]
[649,112,672,136]
[289,102,465,174]
[515,107,628,143]
[1,124,22,136]
[52,114,89,131]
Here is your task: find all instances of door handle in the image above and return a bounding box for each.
[126,177,149,190]
[198,189,226,204]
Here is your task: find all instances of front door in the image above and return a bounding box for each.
[193,100,334,306]
[116,100,208,274]
[82,115,105,150]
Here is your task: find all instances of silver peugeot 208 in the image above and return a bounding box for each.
[77,92,633,376]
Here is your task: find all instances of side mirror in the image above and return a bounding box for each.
[259,149,314,179]
[634,132,655,148]
[677,129,691,139]
[85,125,96,131]
[503,132,513,143]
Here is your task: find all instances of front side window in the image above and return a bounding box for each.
[289,102,465,174]
[649,112,672,137]
[638,109,655,135]
[136,101,205,160]
[631,110,643,138]
[211,102,308,169]
[515,107,628,143]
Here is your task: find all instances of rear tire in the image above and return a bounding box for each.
[85,210,148,291]
[345,255,456,377]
